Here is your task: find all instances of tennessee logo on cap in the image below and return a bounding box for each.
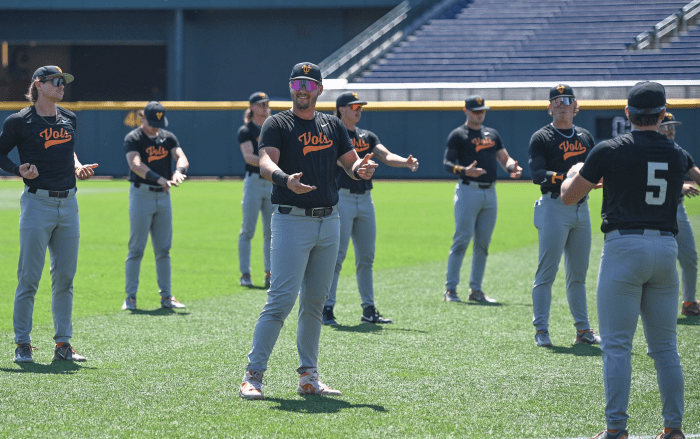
[353,92,359,99]
[665,113,674,121]
[557,85,566,94]
[57,67,63,73]
[302,65,312,74]
[156,112,163,120]
[259,93,266,99]
[476,97,483,105]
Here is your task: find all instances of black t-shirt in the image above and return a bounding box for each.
[336,126,380,192]
[529,124,595,194]
[259,110,353,209]
[579,130,687,234]
[238,121,262,175]
[444,125,504,183]
[124,127,181,185]
[0,106,77,191]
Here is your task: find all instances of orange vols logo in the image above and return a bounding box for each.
[146,145,169,162]
[557,85,566,94]
[352,137,371,153]
[472,137,495,152]
[559,140,586,160]
[40,127,72,149]
[300,132,333,155]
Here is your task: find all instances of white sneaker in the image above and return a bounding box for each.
[297,368,341,396]
[239,370,264,400]
[121,297,136,310]
[161,296,186,309]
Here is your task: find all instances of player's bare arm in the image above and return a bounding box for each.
[561,162,596,205]
[339,150,377,181]
[372,144,419,171]
[170,147,189,186]
[74,153,98,180]
[126,151,171,193]
[240,140,260,167]
[259,146,316,194]
[496,149,522,179]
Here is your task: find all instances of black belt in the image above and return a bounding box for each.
[463,180,493,189]
[349,188,366,194]
[134,182,164,192]
[544,191,587,205]
[278,206,334,217]
[618,229,675,237]
[28,187,73,198]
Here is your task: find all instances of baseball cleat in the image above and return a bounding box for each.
[297,368,341,396]
[161,296,186,309]
[591,429,628,439]
[240,274,253,287]
[14,343,37,363]
[361,305,393,324]
[535,330,553,347]
[322,306,337,326]
[443,289,461,302]
[468,289,496,303]
[575,329,601,345]
[53,343,87,362]
[121,297,137,310]
[655,429,685,439]
[264,272,271,289]
[681,300,699,316]
[239,370,265,400]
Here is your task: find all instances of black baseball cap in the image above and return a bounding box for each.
[549,84,575,100]
[660,112,682,127]
[290,62,322,84]
[465,95,489,111]
[336,91,367,109]
[32,65,74,84]
[628,81,666,115]
[249,92,269,105]
[144,101,168,128]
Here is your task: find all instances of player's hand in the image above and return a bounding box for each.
[683,183,700,197]
[356,153,378,180]
[157,177,172,194]
[405,155,419,172]
[75,163,98,180]
[287,172,316,194]
[594,177,604,189]
[463,160,486,177]
[19,163,39,179]
[509,160,522,179]
[170,170,187,186]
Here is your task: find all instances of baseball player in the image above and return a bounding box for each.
[0,66,97,362]
[237,92,273,288]
[659,113,700,317]
[239,62,377,400]
[562,82,686,439]
[443,95,522,303]
[321,91,419,326]
[529,84,601,347]
[123,101,189,310]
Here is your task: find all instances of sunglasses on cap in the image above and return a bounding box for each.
[290,79,319,91]
[659,125,676,133]
[551,96,574,107]
[469,109,485,115]
[41,77,66,87]
[348,103,363,111]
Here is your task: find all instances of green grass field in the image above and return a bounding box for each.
[0,179,698,439]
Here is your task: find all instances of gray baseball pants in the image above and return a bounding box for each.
[326,189,376,309]
[445,182,497,292]
[247,206,340,373]
[676,202,697,303]
[238,172,273,275]
[14,186,79,345]
[532,194,592,332]
[125,183,172,298]
[598,230,683,430]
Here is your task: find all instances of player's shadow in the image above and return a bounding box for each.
[329,324,384,333]
[541,344,602,357]
[267,396,386,414]
[126,308,190,316]
[0,361,94,375]
[677,316,700,326]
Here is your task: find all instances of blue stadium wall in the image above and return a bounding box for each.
[1,103,698,180]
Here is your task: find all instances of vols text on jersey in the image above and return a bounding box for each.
[559,140,586,160]
[146,145,169,162]
[472,137,495,152]
[352,136,371,153]
[40,127,72,149]
[300,132,333,156]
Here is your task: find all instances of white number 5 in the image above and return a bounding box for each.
[646,162,668,205]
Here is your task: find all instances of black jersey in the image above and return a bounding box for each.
[336,126,380,193]
[0,106,77,191]
[443,125,504,184]
[124,127,181,185]
[529,124,595,194]
[259,110,353,209]
[238,121,262,175]
[580,130,687,234]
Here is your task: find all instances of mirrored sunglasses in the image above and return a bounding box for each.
[551,96,574,107]
[290,79,318,91]
[42,77,66,87]
[470,110,485,115]
[349,103,363,111]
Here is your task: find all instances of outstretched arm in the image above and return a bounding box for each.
[259,146,316,194]
[496,149,522,179]
[372,144,419,171]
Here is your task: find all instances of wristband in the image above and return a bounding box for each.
[145,170,163,183]
[176,167,187,174]
[507,164,515,173]
[353,168,362,180]
[453,165,463,175]
[271,169,289,187]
